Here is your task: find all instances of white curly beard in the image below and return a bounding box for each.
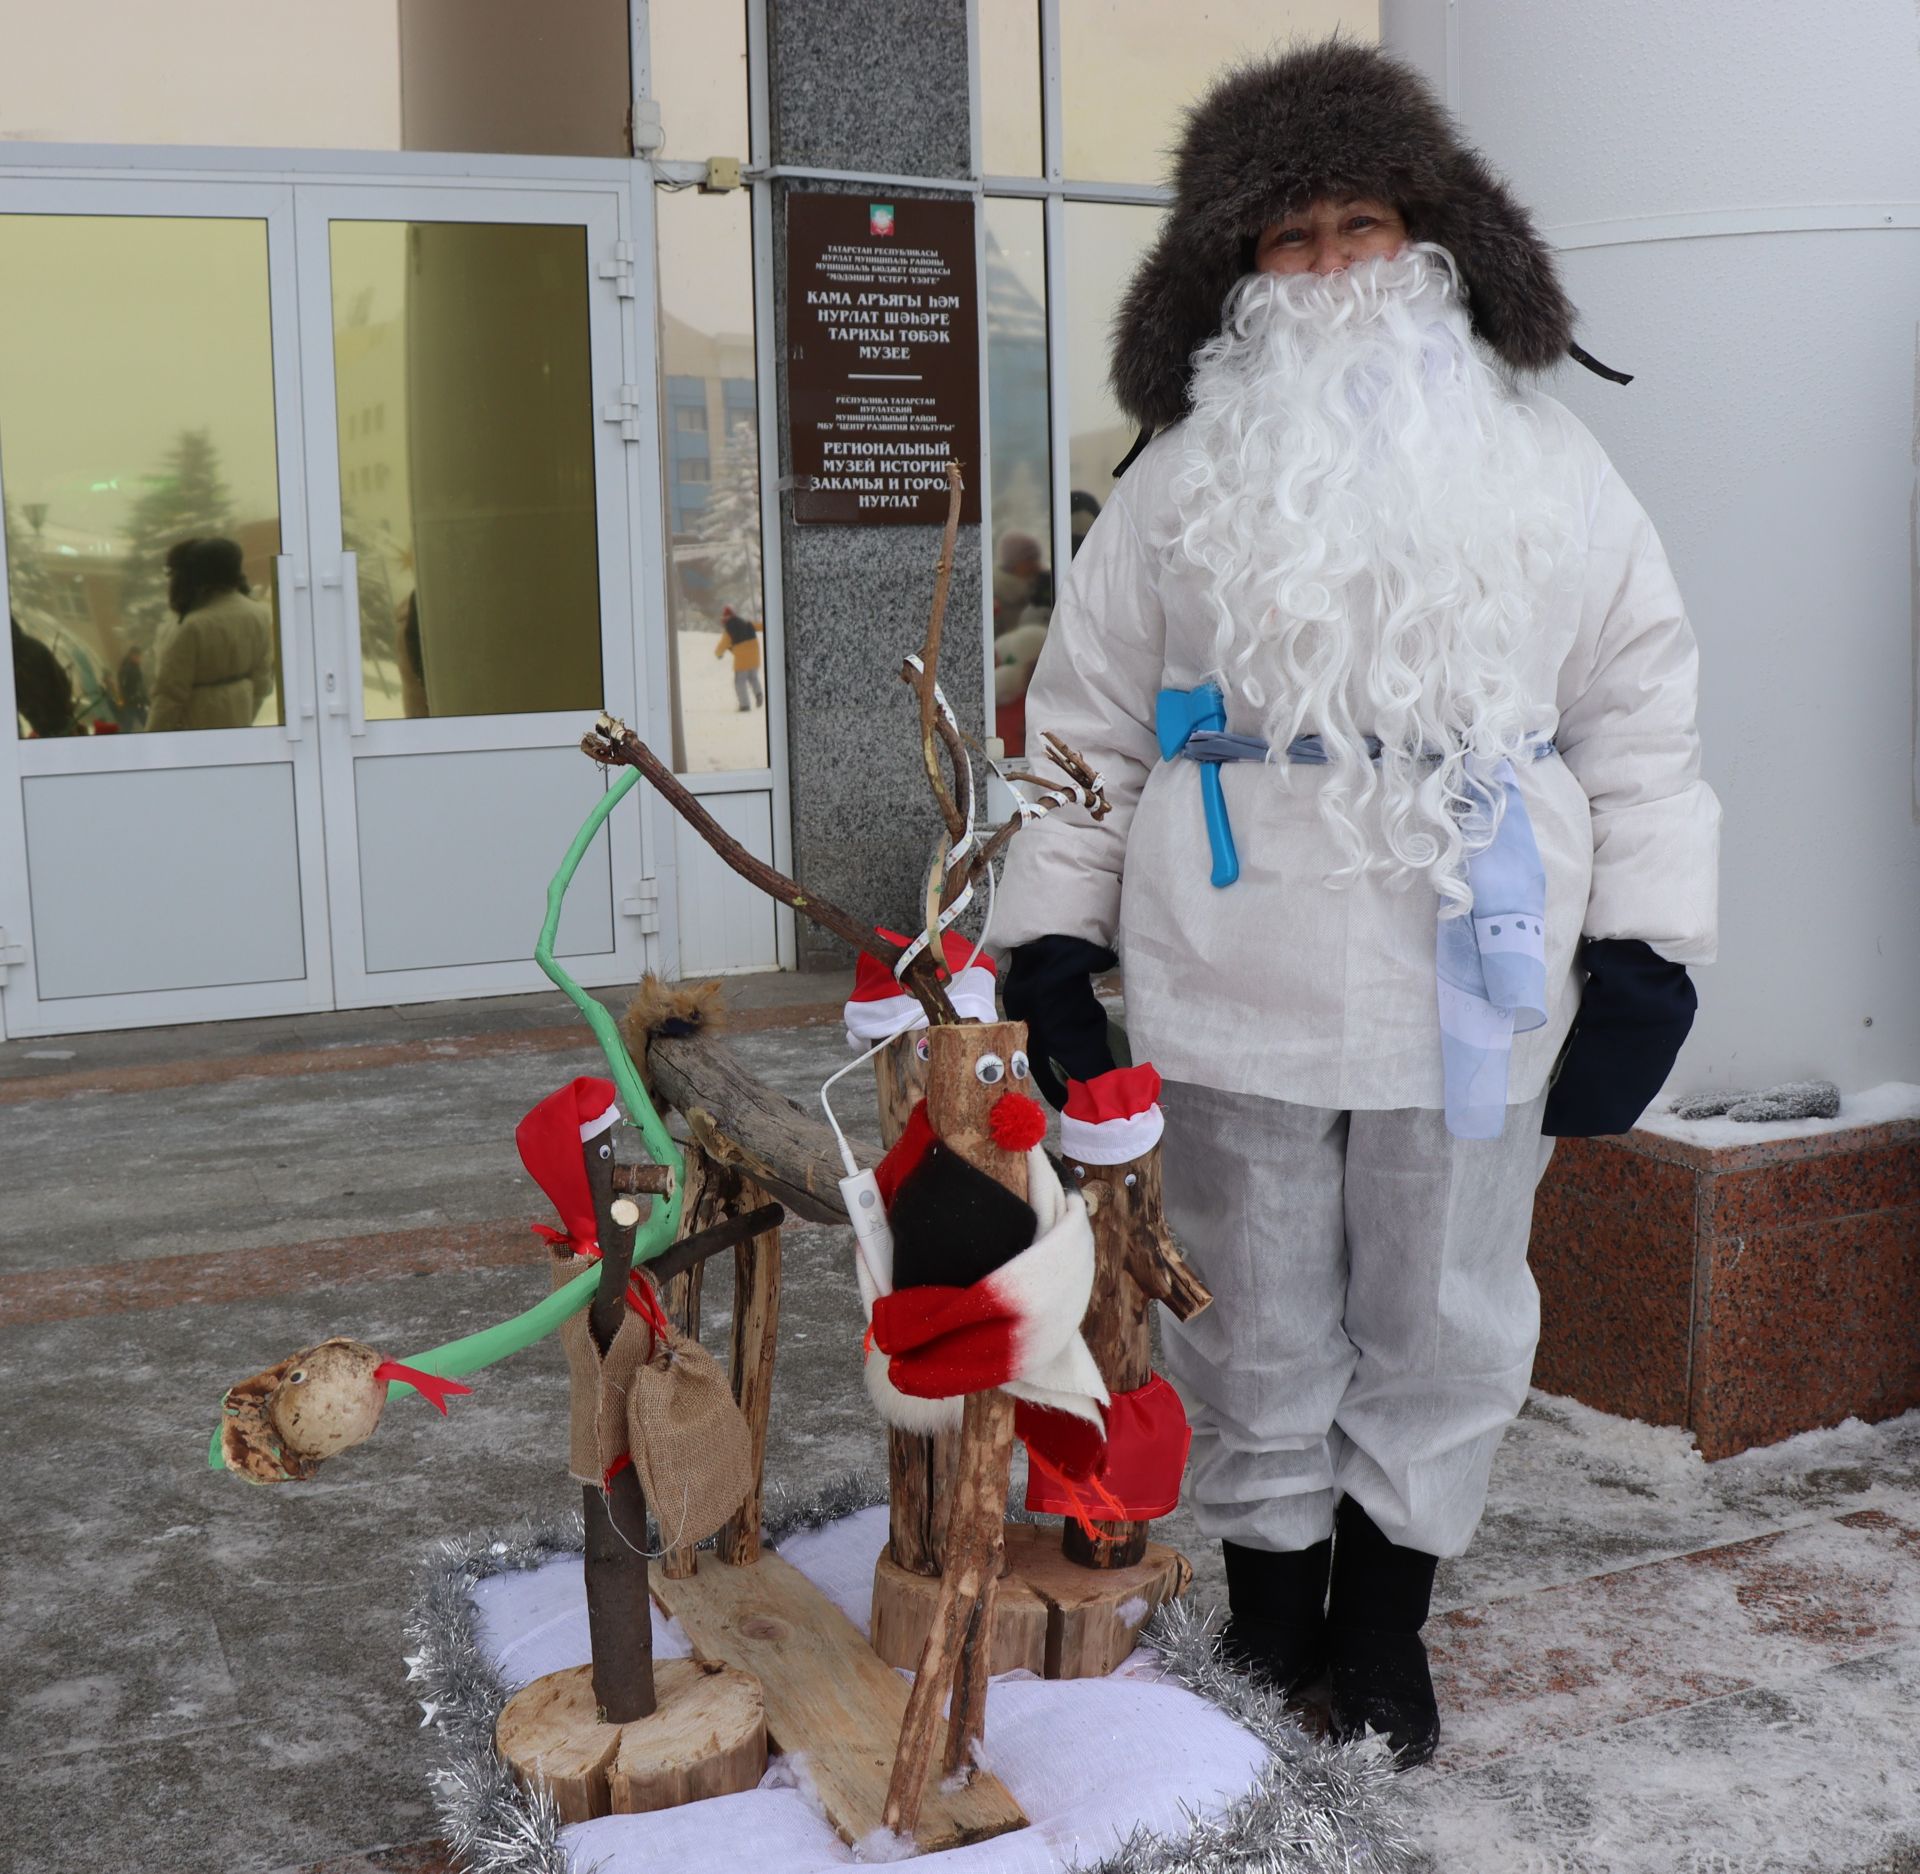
[1170,243,1581,904]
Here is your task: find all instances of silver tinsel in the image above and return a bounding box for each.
[408,1478,1425,1874]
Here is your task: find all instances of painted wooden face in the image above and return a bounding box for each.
[924,1020,1047,1175]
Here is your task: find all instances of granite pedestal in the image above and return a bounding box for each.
[1530,1095,1920,1459]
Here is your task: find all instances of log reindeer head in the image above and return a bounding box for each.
[924,1019,1046,1197]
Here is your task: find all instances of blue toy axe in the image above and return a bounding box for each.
[1155,684,1240,887]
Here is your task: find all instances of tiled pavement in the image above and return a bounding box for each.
[3,983,1915,1873]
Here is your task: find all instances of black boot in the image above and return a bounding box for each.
[1325,1494,1441,1767]
[1218,1535,1332,1696]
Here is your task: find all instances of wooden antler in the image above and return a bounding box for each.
[584,716,957,1026]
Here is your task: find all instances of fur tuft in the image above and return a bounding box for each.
[620,974,727,1095]
[1111,31,1578,430]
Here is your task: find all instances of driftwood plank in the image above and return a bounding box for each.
[650,1551,1027,1853]
[648,1032,875,1227]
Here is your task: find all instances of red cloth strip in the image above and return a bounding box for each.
[371,1360,473,1416]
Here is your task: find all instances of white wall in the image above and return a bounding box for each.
[1384,0,1920,1097]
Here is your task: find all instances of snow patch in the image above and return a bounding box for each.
[1643,1078,1919,1148]
[851,1826,920,1862]
[757,1748,833,1832]
[1114,1595,1149,1628]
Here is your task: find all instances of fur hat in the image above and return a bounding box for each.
[1113,34,1602,431]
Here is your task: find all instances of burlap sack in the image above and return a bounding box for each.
[624,1322,754,1552]
[552,1254,652,1488]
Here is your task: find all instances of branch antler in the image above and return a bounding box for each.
[583,717,956,1025]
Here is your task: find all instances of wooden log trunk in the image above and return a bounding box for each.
[882,1021,1029,1836]
[648,1032,874,1225]
[655,1151,719,1582]
[874,1028,960,1578]
[582,1127,654,1720]
[717,1177,781,1567]
[1053,1146,1212,1570]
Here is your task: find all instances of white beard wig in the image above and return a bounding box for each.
[1170,242,1580,908]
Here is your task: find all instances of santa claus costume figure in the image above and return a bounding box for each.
[998,37,1718,1766]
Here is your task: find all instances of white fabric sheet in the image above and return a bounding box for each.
[467,1508,1271,1870]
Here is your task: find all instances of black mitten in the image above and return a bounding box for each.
[1001,935,1118,1109]
[1543,938,1697,1137]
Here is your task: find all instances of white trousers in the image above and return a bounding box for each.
[1157,1079,1556,1559]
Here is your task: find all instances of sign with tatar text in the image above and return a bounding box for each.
[785,193,981,526]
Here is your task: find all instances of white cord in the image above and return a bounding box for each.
[819,863,998,1179]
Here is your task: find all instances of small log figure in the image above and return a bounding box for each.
[580,1120,656,1720]
[1053,1144,1212,1569]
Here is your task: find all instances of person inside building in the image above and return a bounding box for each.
[713,603,764,711]
[10,613,78,737]
[998,36,1717,1767]
[147,536,276,732]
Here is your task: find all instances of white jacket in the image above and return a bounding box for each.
[995,398,1720,1113]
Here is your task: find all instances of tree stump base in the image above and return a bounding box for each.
[495,1658,766,1824]
[869,1520,1191,1680]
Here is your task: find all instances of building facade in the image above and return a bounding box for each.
[1,0,1915,1119]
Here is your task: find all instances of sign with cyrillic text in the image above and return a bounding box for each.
[785,192,981,526]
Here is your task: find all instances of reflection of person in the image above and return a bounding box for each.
[395,591,428,718]
[10,613,77,737]
[147,537,275,732]
[1069,490,1102,558]
[992,531,1044,638]
[999,41,1717,1766]
[714,604,764,711]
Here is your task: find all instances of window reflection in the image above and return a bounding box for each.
[1,214,283,738]
[0,1,634,157]
[647,1,752,160]
[984,198,1051,755]
[1060,1,1378,183]
[656,187,767,775]
[1064,200,1161,513]
[980,0,1043,176]
[329,220,604,720]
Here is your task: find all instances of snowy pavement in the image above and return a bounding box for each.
[1,985,1915,1873]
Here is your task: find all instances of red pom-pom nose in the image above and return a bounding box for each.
[989,1090,1048,1153]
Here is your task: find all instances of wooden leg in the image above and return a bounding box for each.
[941,1393,1015,1779]
[718,1181,781,1568]
[656,1255,705,1582]
[882,1389,1015,1836]
[583,1473,657,1721]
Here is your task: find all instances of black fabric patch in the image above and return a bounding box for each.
[888,1140,1038,1292]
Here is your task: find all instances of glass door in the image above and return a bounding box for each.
[0,178,333,1035]
[291,182,647,1007]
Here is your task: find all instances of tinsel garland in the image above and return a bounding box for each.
[405,1471,1422,1874]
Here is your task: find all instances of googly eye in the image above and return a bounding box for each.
[1072,1163,1087,1180]
[597,1141,612,1160]
[974,1052,1005,1086]
[1010,1050,1030,1081]
[1123,1172,1138,1188]
[288,1369,308,1386]
[914,1033,931,1062]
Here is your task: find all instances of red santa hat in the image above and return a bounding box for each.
[1060,1064,1164,1165]
[844,927,999,1043]
[514,1076,621,1253]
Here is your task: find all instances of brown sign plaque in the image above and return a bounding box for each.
[786,192,981,526]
